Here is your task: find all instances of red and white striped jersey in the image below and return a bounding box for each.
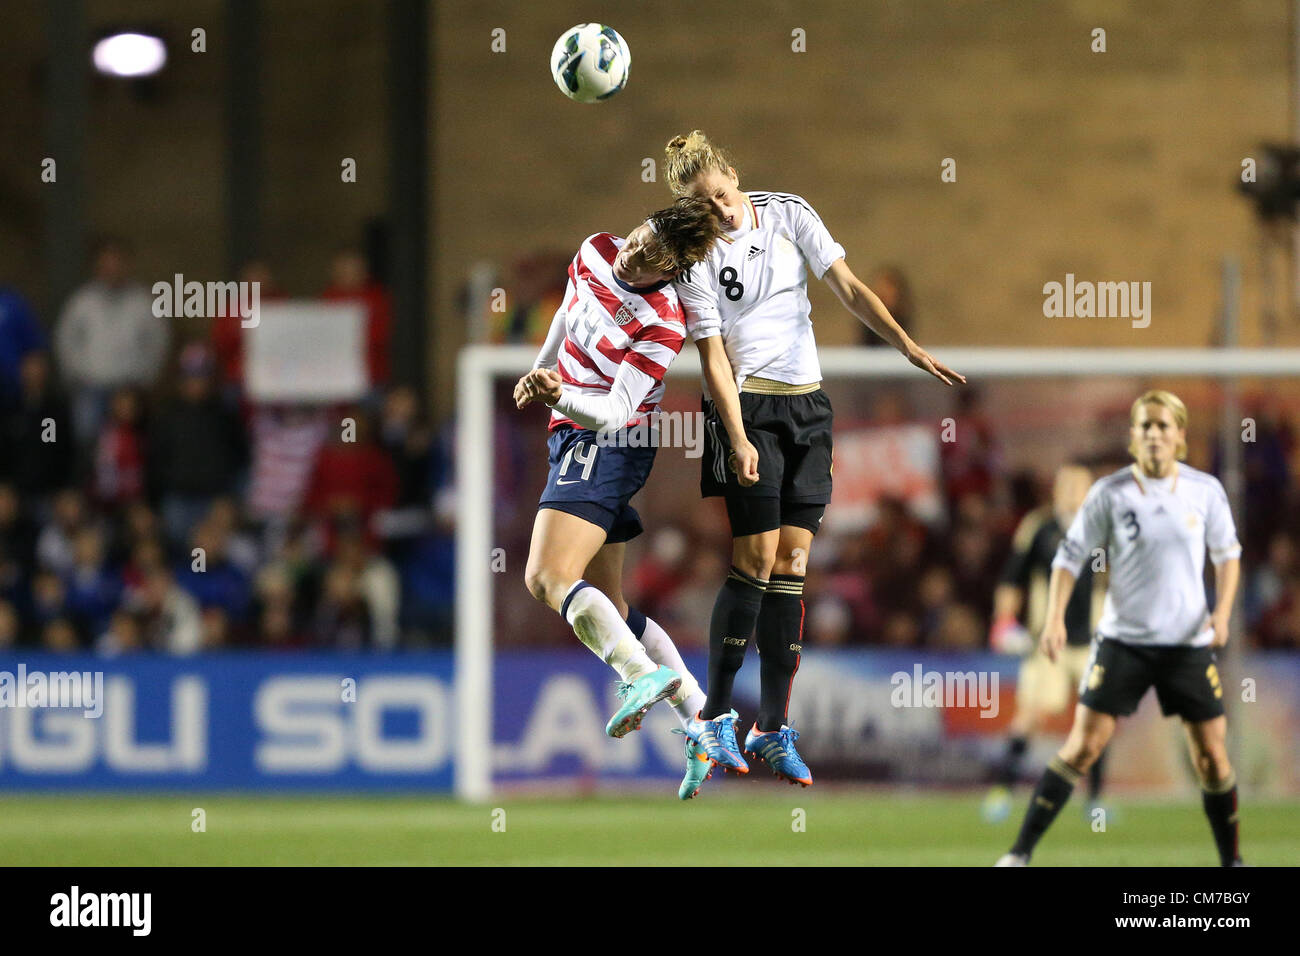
[246,407,329,519]
[543,232,687,431]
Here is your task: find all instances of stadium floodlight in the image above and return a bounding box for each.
[455,344,1300,801]
[92,32,168,78]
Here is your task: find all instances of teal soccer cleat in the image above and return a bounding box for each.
[605,665,681,738]
[682,709,748,772]
[744,724,812,787]
[674,732,715,800]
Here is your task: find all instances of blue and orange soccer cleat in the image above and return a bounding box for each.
[744,724,812,787]
[673,733,715,800]
[605,665,681,738]
[683,709,748,772]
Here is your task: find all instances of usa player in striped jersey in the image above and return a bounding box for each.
[997,391,1245,866]
[662,130,965,790]
[516,197,724,798]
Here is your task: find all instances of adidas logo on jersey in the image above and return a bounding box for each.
[746,245,765,261]
[613,303,635,326]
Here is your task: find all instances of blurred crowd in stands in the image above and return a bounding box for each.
[0,238,455,654]
[623,422,1300,652]
[488,253,1300,652]
[3,242,1298,655]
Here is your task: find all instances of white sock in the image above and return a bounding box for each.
[562,581,656,682]
[636,613,706,729]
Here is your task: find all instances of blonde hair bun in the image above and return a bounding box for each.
[663,130,734,196]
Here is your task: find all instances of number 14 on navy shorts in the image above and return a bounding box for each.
[537,425,657,544]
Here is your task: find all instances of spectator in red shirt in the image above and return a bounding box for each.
[303,407,398,554]
[321,248,392,388]
[92,387,146,508]
[940,387,999,504]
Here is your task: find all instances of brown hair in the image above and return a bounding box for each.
[664,130,736,197]
[1129,389,1189,461]
[640,197,721,275]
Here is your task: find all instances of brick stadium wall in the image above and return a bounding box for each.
[431,0,1293,415]
[0,1,1291,420]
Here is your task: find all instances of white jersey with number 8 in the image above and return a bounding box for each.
[674,191,845,395]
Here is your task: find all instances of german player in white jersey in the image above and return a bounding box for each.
[661,130,965,790]
[997,390,1245,866]
[516,197,724,798]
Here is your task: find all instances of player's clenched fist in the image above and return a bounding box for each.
[728,437,760,487]
[512,374,530,409]
[514,368,564,409]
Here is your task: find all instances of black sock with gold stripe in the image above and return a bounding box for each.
[1010,756,1081,859]
[756,573,804,732]
[702,566,767,718]
[1202,772,1241,866]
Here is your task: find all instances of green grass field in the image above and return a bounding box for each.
[1,792,1295,866]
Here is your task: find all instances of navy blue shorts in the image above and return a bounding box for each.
[537,426,657,543]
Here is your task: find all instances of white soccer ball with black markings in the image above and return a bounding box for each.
[550,23,630,103]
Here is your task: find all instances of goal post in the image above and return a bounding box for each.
[454,345,1300,800]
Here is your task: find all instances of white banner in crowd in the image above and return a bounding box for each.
[246,300,368,403]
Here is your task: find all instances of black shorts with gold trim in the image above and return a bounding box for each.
[701,378,833,536]
[1078,637,1225,723]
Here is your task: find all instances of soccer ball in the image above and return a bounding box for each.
[550,23,630,103]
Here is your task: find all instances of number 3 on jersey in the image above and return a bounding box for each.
[557,441,598,484]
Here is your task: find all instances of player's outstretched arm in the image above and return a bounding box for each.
[697,335,758,486]
[822,259,966,387]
